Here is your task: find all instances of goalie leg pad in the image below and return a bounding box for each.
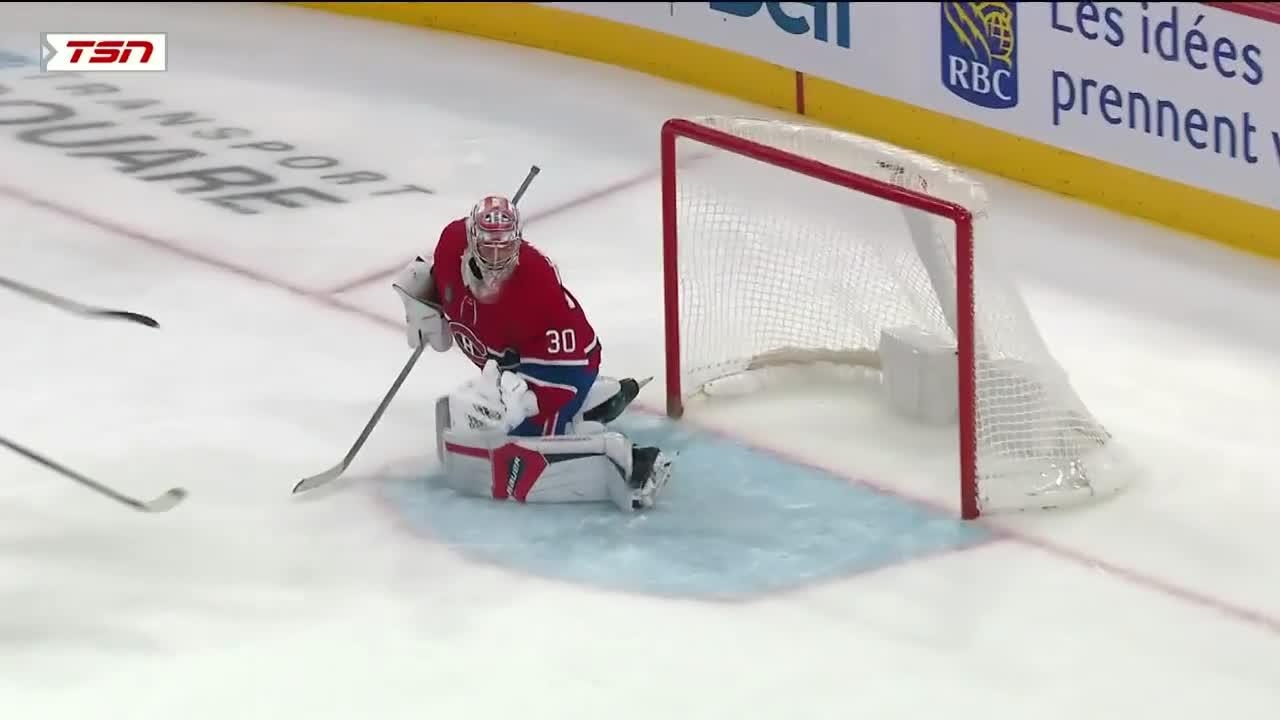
[577,375,651,425]
[577,376,621,420]
[436,420,672,511]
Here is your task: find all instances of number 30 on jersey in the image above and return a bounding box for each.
[546,328,577,354]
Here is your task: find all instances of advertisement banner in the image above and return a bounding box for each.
[546,2,1280,212]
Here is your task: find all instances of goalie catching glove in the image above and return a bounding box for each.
[452,359,541,434]
[394,258,452,353]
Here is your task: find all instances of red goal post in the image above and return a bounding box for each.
[659,116,1133,520]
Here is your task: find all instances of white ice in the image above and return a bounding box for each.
[1,3,1277,719]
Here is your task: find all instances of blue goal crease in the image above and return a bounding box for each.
[379,414,995,601]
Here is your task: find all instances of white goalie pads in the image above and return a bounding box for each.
[433,392,672,513]
[425,340,670,511]
[577,376,620,418]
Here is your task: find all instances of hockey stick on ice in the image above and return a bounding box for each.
[292,341,427,494]
[0,275,159,328]
[292,165,541,495]
[0,434,187,512]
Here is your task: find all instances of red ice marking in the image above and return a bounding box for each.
[3,179,1278,637]
[324,157,713,296]
[0,181,401,330]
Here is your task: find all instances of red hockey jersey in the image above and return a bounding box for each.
[431,218,600,434]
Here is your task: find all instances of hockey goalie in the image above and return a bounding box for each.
[392,194,675,511]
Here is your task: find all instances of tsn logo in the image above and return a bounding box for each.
[40,33,168,72]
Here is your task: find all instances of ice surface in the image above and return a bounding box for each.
[0,3,1277,719]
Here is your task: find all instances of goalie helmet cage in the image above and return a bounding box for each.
[659,116,1133,520]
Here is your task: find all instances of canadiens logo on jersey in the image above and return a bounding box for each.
[450,321,487,364]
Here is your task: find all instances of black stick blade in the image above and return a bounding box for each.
[138,487,188,512]
[0,275,159,329]
[91,309,160,328]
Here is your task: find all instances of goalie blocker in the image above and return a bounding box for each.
[433,361,674,512]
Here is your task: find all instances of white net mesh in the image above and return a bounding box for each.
[666,116,1134,515]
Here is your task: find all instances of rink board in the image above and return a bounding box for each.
[293,2,1280,261]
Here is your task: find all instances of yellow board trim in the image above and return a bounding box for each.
[293,2,1280,260]
[802,77,1280,258]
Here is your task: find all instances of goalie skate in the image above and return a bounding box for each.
[627,445,674,510]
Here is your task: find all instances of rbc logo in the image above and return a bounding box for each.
[940,2,1017,110]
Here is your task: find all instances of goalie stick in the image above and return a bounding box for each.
[0,275,159,328]
[293,164,542,495]
[0,434,187,513]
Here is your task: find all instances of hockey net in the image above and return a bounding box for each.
[661,116,1134,519]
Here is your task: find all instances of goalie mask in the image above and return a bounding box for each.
[465,195,523,295]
